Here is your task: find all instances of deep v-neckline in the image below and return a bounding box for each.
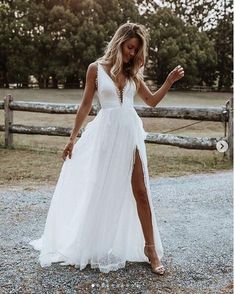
[99,63,129,94]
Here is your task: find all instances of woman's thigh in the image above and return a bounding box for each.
[131,148,148,203]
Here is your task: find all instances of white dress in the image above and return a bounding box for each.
[29,61,164,273]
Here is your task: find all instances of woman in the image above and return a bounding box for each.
[29,23,184,274]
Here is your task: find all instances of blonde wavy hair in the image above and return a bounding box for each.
[96,22,149,89]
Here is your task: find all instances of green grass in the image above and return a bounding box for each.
[0,88,230,106]
[0,141,232,187]
[0,89,232,187]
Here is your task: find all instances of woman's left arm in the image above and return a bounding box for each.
[138,65,184,107]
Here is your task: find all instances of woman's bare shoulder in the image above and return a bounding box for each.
[86,62,98,80]
[87,62,98,72]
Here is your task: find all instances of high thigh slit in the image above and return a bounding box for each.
[132,146,149,195]
[28,61,164,273]
[131,147,155,245]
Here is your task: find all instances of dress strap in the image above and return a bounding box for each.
[94,61,102,109]
[95,61,99,90]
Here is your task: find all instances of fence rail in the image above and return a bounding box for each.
[0,95,233,162]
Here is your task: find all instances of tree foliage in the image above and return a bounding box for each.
[140,0,233,89]
[0,0,232,90]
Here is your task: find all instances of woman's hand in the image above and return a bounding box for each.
[62,140,75,161]
[166,65,184,85]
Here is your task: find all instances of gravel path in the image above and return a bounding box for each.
[0,171,233,294]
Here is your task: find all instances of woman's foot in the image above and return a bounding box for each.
[144,244,165,275]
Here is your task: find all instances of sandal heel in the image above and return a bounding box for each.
[144,244,165,275]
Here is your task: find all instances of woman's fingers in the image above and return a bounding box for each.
[62,146,73,161]
[173,65,184,81]
[62,148,68,161]
[62,151,66,161]
[179,70,184,76]
[176,65,184,75]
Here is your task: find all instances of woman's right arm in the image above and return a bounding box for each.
[62,62,97,160]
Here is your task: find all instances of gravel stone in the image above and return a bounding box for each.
[0,170,233,293]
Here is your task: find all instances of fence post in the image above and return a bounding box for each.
[4,94,13,148]
[227,96,233,163]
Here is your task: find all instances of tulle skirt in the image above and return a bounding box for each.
[29,106,163,273]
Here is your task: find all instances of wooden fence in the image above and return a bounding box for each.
[0,95,233,162]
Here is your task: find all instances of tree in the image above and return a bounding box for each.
[138,0,233,90]
[140,0,232,32]
[0,0,35,86]
[0,0,140,88]
[142,7,217,87]
[206,4,233,90]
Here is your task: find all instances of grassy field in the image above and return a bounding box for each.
[0,88,231,106]
[0,89,232,187]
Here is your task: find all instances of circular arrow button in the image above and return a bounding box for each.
[216,140,228,152]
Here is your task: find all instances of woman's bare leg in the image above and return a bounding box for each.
[131,148,162,266]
